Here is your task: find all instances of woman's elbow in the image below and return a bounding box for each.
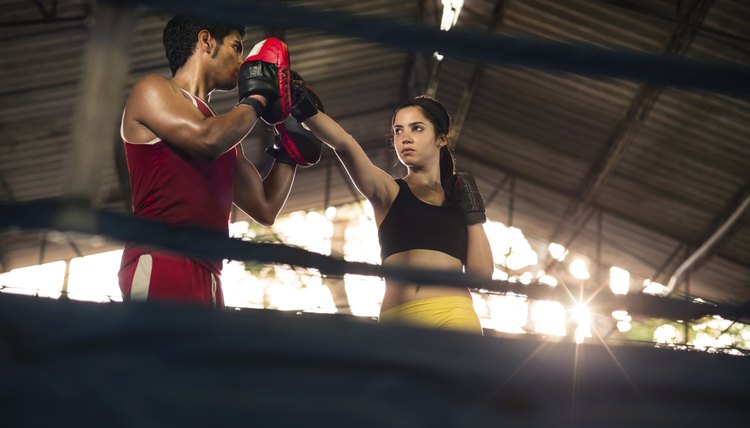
[235,202,276,227]
[253,209,277,227]
[478,267,494,279]
[467,262,494,279]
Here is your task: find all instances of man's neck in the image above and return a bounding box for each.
[172,65,211,102]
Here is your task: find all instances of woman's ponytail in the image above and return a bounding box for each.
[439,145,456,190]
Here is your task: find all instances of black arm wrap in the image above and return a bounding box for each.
[237,97,266,118]
[290,71,324,122]
[265,143,297,167]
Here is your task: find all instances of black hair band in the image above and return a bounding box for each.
[398,98,450,135]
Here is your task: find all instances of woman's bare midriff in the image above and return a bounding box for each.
[380,249,471,312]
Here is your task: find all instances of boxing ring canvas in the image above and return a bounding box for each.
[2,292,749,427]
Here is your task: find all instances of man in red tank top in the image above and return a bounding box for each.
[119,16,301,308]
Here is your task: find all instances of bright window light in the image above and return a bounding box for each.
[519,271,533,285]
[433,51,444,61]
[343,207,382,264]
[222,260,267,309]
[484,221,510,264]
[325,206,337,219]
[229,221,249,238]
[0,261,65,298]
[483,294,528,334]
[572,304,592,343]
[611,310,630,321]
[67,250,123,302]
[531,300,566,336]
[538,274,558,287]
[613,310,633,333]
[440,0,464,31]
[261,265,335,313]
[344,274,385,317]
[505,253,529,271]
[707,315,733,331]
[654,324,682,344]
[484,222,537,270]
[548,243,568,261]
[609,266,630,295]
[642,279,668,296]
[509,228,538,270]
[617,320,632,332]
[569,258,590,280]
[492,268,509,281]
[692,332,730,350]
[274,210,333,256]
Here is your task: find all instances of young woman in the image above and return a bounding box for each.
[296,86,494,333]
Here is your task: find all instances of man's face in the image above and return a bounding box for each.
[213,30,244,91]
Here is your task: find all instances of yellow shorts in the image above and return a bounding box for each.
[379,296,483,334]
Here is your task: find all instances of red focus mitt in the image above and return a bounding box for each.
[238,38,291,125]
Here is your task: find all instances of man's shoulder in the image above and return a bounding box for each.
[127,74,185,110]
[133,74,172,94]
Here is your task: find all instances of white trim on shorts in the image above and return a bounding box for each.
[129,254,153,301]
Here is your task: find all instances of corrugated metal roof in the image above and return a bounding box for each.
[1,0,748,306]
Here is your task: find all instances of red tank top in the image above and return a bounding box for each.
[121,91,238,275]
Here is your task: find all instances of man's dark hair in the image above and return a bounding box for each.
[163,15,246,76]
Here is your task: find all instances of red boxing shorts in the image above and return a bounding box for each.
[118,251,223,308]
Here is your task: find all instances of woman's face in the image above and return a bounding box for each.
[392,106,445,168]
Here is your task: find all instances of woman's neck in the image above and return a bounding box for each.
[405,169,442,191]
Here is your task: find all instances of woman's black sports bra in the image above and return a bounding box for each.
[378,179,468,264]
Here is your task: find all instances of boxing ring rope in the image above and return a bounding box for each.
[116,0,750,98]
[2,198,748,324]
[3,201,750,427]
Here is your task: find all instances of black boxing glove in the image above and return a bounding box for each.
[289,70,323,123]
[267,115,322,168]
[445,172,486,225]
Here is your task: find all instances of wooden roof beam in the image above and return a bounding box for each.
[544,0,716,258]
[451,0,508,147]
[66,0,136,207]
